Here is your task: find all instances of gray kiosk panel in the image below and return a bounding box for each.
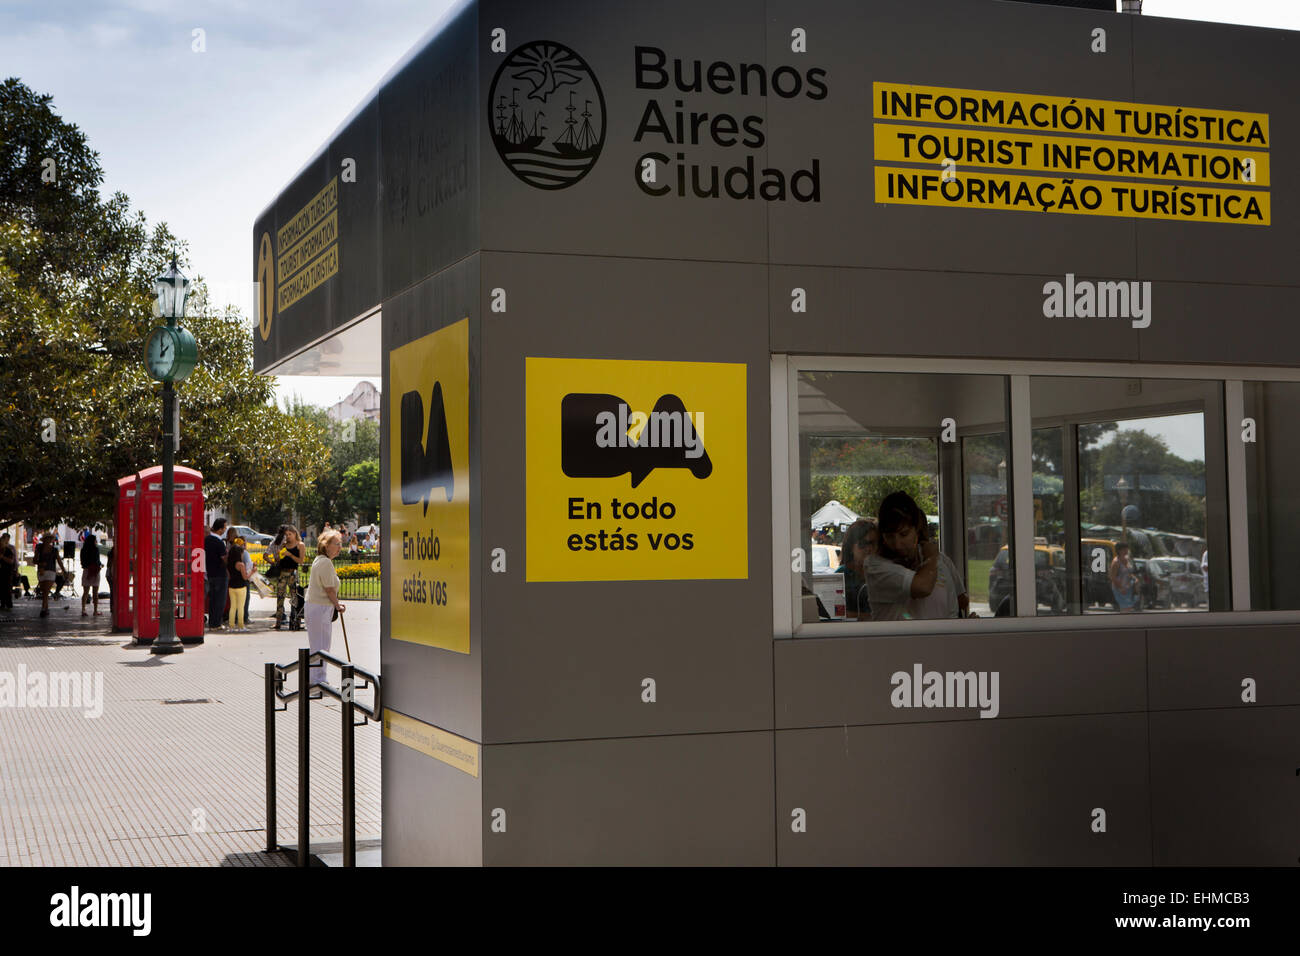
[769,265,1144,360]
[379,1,480,302]
[479,252,772,744]
[1147,624,1300,711]
[481,731,774,865]
[381,258,483,742]
[765,0,1138,278]
[1149,706,1300,866]
[1135,282,1300,366]
[776,716,1152,866]
[1132,15,1298,289]
[479,0,770,264]
[775,629,1147,729]
[383,733,483,866]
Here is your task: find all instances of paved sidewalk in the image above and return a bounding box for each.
[0,589,381,866]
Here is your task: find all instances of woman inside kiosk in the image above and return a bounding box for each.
[866,491,972,621]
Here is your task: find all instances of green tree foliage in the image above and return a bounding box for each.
[809,436,939,528]
[0,77,327,529]
[247,400,380,531]
[1081,425,1206,536]
[341,459,380,525]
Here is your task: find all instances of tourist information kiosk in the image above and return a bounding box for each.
[253,0,1300,864]
[114,467,206,643]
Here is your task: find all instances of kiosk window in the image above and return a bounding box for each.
[798,371,1012,622]
[1028,376,1225,616]
[1243,382,1300,610]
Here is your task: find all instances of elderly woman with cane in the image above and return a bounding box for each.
[304,529,346,693]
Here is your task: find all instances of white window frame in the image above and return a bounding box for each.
[774,355,1300,638]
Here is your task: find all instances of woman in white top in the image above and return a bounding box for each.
[304,530,346,689]
[866,491,972,621]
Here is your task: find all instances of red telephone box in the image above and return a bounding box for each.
[112,474,139,632]
[129,466,206,643]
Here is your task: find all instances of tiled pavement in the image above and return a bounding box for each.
[0,590,381,866]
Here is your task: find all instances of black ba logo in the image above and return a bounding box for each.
[562,393,711,489]
[400,385,454,515]
[489,41,606,190]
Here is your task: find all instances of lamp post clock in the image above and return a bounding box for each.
[144,324,197,383]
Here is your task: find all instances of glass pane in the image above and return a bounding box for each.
[1243,382,1300,609]
[1030,376,1221,617]
[962,432,1011,618]
[1031,426,1069,615]
[798,370,1009,625]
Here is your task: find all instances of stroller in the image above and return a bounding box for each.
[284,580,306,631]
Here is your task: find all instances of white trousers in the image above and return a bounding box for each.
[304,602,333,686]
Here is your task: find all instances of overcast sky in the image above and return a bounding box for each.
[1,0,1296,409]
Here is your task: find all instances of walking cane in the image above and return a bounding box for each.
[339,607,351,661]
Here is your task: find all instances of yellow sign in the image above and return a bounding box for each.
[525,358,747,582]
[256,233,274,341]
[277,178,339,249]
[383,708,479,778]
[873,124,1269,187]
[388,319,470,653]
[273,177,340,314]
[876,166,1268,225]
[873,82,1269,226]
[874,82,1270,147]
[277,210,338,282]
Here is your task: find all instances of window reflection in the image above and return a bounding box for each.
[1030,376,1222,616]
[798,371,1010,624]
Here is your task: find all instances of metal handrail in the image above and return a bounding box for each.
[273,651,382,717]
[265,649,382,867]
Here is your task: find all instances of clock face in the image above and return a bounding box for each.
[145,328,177,380]
[144,326,197,382]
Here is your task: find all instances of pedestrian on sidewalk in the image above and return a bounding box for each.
[0,532,16,610]
[106,544,116,620]
[205,518,229,630]
[271,525,306,630]
[304,529,345,688]
[34,532,66,617]
[226,527,255,627]
[226,537,250,631]
[80,532,103,616]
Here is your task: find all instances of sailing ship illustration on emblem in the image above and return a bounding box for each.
[489,41,606,190]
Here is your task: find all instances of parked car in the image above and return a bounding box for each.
[231,525,272,556]
[988,544,1067,616]
[1147,556,1204,607]
[811,543,841,573]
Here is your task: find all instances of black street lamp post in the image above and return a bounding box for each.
[145,257,197,655]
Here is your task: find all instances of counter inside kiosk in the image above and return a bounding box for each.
[252,0,1300,864]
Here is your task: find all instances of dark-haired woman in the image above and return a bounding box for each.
[226,540,251,631]
[866,491,971,621]
[271,526,306,629]
[80,533,103,617]
[833,519,878,621]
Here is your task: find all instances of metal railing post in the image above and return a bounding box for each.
[298,647,310,868]
[341,663,355,868]
[264,662,277,854]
